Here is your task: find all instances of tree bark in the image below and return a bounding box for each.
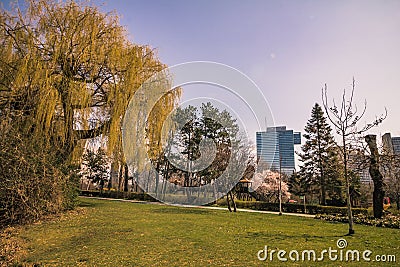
[227,194,232,212]
[365,135,385,219]
[343,135,354,235]
[315,114,326,206]
[229,191,237,212]
[117,164,123,197]
[123,163,129,192]
[226,191,236,212]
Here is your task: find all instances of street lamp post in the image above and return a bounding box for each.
[279,156,282,215]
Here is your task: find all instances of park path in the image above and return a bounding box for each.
[80,196,315,218]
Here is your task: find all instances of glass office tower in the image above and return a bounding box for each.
[256,126,301,174]
[383,132,400,155]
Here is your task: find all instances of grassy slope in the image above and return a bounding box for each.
[17,197,399,266]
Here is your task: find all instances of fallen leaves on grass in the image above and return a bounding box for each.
[0,226,26,266]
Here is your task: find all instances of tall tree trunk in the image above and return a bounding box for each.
[365,135,385,219]
[86,170,91,190]
[320,177,326,205]
[226,191,236,212]
[162,161,170,200]
[316,115,326,206]
[123,163,129,192]
[117,164,123,197]
[343,135,354,235]
[155,160,160,197]
[230,191,237,212]
[227,193,232,212]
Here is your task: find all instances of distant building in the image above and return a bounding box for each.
[383,133,400,155]
[381,132,400,186]
[348,132,400,184]
[348,151,372,184]
[256,126,301,174]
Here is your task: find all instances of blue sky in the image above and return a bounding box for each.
[2,0,400,139]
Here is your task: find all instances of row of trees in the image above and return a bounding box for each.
[153,103,242,187]
[78,100,254,208]
[292,103,344,206]
[146,102,252,205]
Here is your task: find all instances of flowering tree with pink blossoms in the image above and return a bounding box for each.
[253,170,291,202]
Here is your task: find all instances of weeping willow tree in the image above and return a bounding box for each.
[0,0,179,223]
[1,0,179,158]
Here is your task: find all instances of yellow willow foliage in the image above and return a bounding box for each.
[0,0,180,162]
[147,89,181,161]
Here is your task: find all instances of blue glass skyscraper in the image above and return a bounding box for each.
[256,126,301,174]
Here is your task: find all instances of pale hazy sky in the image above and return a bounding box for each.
[94,0,400,138]
[3,0,400,139]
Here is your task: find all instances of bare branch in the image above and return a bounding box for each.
[75,120,111,140]
[322,84,341,130]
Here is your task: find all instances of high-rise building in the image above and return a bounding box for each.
[348,150,372,184]
[256,126,301,174]
[383,133,400,155]
[393,138,400,154]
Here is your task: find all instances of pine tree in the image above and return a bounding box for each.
[298,103,342,205]
[324,146,345,205]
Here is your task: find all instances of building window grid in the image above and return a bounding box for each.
[256,127,300,175]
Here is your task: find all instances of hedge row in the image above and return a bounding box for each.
[80,191,368,216]
[216,199,368,216]
[80,190,157,202]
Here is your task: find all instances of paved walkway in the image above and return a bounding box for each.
[80,196,315,218]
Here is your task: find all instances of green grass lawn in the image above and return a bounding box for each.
[14,197,400,266]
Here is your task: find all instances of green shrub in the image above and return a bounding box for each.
[315,206,368,216]
[0,127,78,226]
[80,190,158,202]
[215,198,368,216]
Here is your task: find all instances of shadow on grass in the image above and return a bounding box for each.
[151,207,212,215]
[77,199,105,208]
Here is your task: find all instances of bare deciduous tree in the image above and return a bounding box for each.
[322,78,386,235]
